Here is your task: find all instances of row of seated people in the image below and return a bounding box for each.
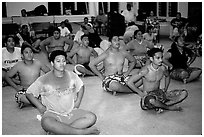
[2,13,201,89]
[2,25,201,135]
[2,9,202,135]
[3,24,201,87]
[2,31,201,113]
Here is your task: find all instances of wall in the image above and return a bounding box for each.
[178,2,188,18]
[6,2,48,17]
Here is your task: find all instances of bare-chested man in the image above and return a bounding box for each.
[127,48,188,113]
[67,34,98,76]
[5,43,50,108]
[40,27,74,59]
[89,35,136,95]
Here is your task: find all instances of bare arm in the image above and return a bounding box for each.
[187,51,196,67]
[5,63,22,92]
[64,37,74,52]
[90,48,98,58]
[127,67,148,97]
[123,51,136,76]
[162,66,171,92]
[67,47,79,58]
[74,86,85,108]
[40,61,51,73]
[145,40,154,50]
[163,52,173,70]
[123,42,133,52]
[89,52,107,80]
[66,47,79,65]
[40,37,50,54]
[26,93,46,114]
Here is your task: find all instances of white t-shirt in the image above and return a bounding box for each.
[26,70,83,115]
[2,47,21,70]
[143,33,155,43]
[58,26,70,37]
[74,30,84,43]
[121,9,135,23]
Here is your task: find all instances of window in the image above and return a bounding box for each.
[158,2,167,17]
[168,2,178,17]
[48,2,89,15]
[139,2,157,17]
[76,2,89,14]
[99,2,108,14]
[158,2,178,17]
[2,2,7,17]
[63,2,74,15]
[48,2,61,15]
[110,2,119,12]
[139,2,178,17]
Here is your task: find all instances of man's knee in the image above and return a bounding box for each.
[2,70,6,80]
[109,81,121,91]
[85,112,97,125]
[144,96,157,109]
[196,69,202,75]
[180,70,189,79]
[41,117,56,131]
[149,98,156,105]
[192,69,202,78]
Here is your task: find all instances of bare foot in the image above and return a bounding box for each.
[170,106,183,111]
[85,127,100,135]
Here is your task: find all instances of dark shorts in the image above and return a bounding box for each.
[134,56,148,68]
[74,63,93,76]
[15,88,27,103]
[2,68,9,72]
[140,89,188,110]
[102,74,129,92]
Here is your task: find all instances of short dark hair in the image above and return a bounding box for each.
[60,21,65,25]
[49,50,67,63]
[133,29,141,39]
[21,42,33,54]
[177,12,181,16]
[146,26,153,33]
[81,34,89,40]
[128,21,136,27]
[174,35,185,42]
[147,48,163,57]
[53,27,61,33]
[21,24,28,29]
[4,35,15,44]
[21,9,26,13]
[127,4,132,7]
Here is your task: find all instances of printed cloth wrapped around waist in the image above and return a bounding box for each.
[140,89,188,110]
[134,55,148,67]
[102,73,130,92]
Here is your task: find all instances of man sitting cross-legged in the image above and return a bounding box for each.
[5,43,50,108]
[26,50,100,135]
[39,27,74,60]
[127,48,188,113]
[89,35,137,95]
[67,34,98,76]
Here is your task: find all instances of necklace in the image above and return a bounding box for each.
[135,39,142,45]
[151,63,159,71]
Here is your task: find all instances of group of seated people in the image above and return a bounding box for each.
[2,13,202,134]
